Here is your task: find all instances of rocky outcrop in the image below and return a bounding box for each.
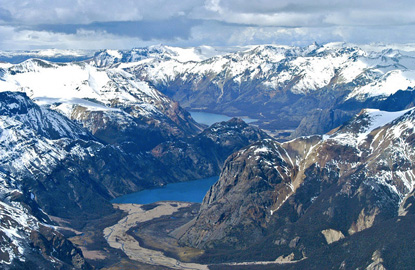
[151,118,270,181]
[179,107,415,266]
[0,200,92,270]
[290,109,355,138]
[321,229,345,244]
[366,250,386,270]
[30,225,92,270]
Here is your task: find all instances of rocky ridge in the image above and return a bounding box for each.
[152,118,270,181]
[0,92,101,269]
[0,58,202,150]
[179,107,415,268]
[0,89,268,268]
[94,43,415,137]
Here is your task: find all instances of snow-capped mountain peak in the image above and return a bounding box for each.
[329,107,415,144]
[0,49,94,64]
[93,44,229,68]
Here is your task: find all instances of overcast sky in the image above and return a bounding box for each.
[0,0,414,50]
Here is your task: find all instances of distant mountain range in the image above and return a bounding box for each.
[0,49,94,64]
[4,43,415,139]
[92,43,415,137]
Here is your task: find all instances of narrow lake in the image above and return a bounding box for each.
[111,176,219,204]
[189,111,257,126]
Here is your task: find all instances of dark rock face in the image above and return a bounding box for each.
[0,91,91,141]
[179,108,415,266]
[0,198,93,270]
[151,118,271,181]
[0,91,269,268]
[290,109,355,138]
[180,139,294,250]
[70,98,202,153]
[0,92,173,221]
[0,92,173,267]
[24,143,174,222]
[30,225,92,270]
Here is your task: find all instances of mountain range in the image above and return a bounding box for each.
[93,42,415,138]
[179,106,415,269]
[0,43,414,269]
[0,54,267,268]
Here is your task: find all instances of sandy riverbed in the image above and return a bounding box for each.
[103,202,209,270]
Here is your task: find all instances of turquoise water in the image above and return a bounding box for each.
[111,176,219,204]
[189,111,257,126]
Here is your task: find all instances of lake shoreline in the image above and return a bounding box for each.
[111,176,219,204]
[101,201,306,270]
[189,111,258,126]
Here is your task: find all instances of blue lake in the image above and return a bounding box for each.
[189,111,257,126]
[111,176,219,204]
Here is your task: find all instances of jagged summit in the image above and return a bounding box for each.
[93,44,226,67]
[179,106,415,267]
[3,43,415,137]
[0,58,202,150]
[101,42,415,136]
[327,107,415,144]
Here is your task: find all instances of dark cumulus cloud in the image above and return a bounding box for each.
[31,17,201,41]
[0,7,12,22]
[0,0,415,49]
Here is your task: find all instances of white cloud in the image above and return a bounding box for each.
[195,0,415,28]
[0,0,414,49]
[224,12,325,27]
[0,0,204,24]
[0,26,158,50]
[204,0,223,13]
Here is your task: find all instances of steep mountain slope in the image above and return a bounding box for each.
[98,43,415,136]
[0,58,202,152]
[0,88,269,269]
[0,200,92,270]
[0,91,180,219]
[179,107,415,268]
[0,92,102,269]
[152,118,270,181]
